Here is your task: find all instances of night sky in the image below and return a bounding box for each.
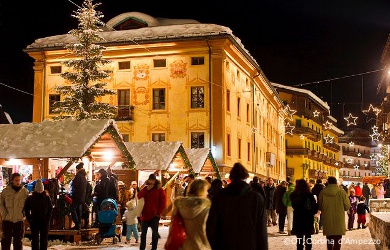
[1,0,390,130]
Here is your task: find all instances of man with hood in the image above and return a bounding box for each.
[0,173,29,250]
[24,179,53,250]
[362,183,370,206]
[206,162,268,250]
[92,168,110,227]
[137,174,166,250]
[69,162,87,230]
[319,176,350,250]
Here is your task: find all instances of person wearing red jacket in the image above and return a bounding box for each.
[137,174,166,250]
[354,183,363,200]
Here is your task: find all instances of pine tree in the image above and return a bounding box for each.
[376,145,389,177]
[53,0,116,120]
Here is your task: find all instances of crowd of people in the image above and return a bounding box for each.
[0,162,389,250]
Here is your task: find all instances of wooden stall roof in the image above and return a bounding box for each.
[0,119,134,166]
[185,148,220,178]
[125,141,193,173]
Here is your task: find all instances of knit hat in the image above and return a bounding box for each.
[75,162,84,170]
[35,179,44,193]
[148,174,157,180]
[118,181,125,186]
[126,200,136,209]
[131,181,137,185]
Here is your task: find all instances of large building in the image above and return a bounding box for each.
[272,83,343,181]
[24,12,287,181]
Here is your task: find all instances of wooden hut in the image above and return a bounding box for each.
[185,148,220,179]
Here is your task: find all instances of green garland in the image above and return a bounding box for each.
[208,152,221,179]
[177,146,195,175]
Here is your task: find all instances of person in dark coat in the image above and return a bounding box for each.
[206,162,268,250]
[24,179,53,250]
[69,163,87,230]
[274,181,287,234]
[311,178,324,230]
[264,177,277,226]
[207,179,223,200]
[362,182,371,206]
[250,176,266,200]
[92,168,110,227]
[290,179,318,250]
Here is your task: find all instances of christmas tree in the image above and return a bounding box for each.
[376,145,389,177]
[53,0,116,120]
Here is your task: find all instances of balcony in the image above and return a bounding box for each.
[294,127,321,142]
[286,148,311,156]
[115,105,134,122]
[343,150,371,159]
[323,141,341,152]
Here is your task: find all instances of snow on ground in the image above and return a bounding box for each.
[19,213,379,250]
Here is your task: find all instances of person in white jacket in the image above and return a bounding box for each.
[122,199,140,244]
[0,173,29,250]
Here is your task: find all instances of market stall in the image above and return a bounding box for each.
[0,119,135,236]
[185,148,220,179]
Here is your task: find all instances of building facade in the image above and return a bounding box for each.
[272,83,343,181]
[24,12,287,181]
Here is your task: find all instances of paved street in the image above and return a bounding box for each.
[17,214,378,250]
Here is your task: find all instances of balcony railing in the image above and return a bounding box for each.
[294,127,322,142]
[323,141,341,152]
[342,150,371,159]
[286,148,311,156]
[115,105,134,122]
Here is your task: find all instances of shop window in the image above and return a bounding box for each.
[153,88,165,110]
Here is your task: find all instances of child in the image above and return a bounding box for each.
[122,199,139,244]
[357,196,370,229]
[347,189,358,230]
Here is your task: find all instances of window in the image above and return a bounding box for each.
[153,89,165,110]
[191,57,204,65]
[237,97,241,117]
[246,104,250,122]
[225,61,230,71]
[191,87,204,108]
[117,89,131,119]
[247,142,251,161]
[122,134,130,142]
[49,94,60,114]
[191,132,204,148]
[50,66,62,74]
[296,119,302,127]
[236,70,240,79]
[152,133,166,142]
[227,134,231,156]
[226,90,230,112]
[153,59,166,68]
[238,138,242,159]
[118,61,131,70]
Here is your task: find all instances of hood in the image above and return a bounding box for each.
[77,168,87,176]
[287,184,295,192]
[322,184,343,197]
[223,180,252,197]
[174,197,211,220]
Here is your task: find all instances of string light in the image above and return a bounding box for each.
[300,134,305,140]
[362,104,381,122]
[284,122,295,135]
[323,121,333,130]
[313,110,320,117]
[354,164,359,170]
[349,141,354,147]
[324,134,334,144]
[284,105,296,121]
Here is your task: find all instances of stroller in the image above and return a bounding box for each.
[95,198,121,245]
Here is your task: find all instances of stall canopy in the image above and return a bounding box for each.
[0,119,134,170]
[125,141,194,174]
[185,148,220,179]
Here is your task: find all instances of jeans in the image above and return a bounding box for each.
[140,216,160,250]
[296,234,312,250]
[30,222,49,250]
[71,202,83,228]
[1,220,24,250]
[126,224,139,241]
[278,213,286,232]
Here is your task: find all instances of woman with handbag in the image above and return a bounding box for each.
[290,179,318,250]
[165,179,211,250]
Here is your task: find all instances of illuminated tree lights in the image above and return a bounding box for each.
[53,0,117,120]
[344,113,358,126]
[376,145,389,177]
[370,125,380,142]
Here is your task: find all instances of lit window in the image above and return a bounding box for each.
[153,89,165,110]
[191,132,204,148]
[152,133,165,142]
[49,94,60,114]
[50,66,62,74]
[118,61,131,70]
[191,86,204,108]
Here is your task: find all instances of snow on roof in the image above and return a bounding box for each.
[0,119,118,159]
[185,148,211,174]
[125,141,183,170]
[272,82,330,110]
[4,113,13,124]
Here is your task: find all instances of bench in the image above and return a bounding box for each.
[25,228,99,245]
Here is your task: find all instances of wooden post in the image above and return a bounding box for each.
[55,159,77,179]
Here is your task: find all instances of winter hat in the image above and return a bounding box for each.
[131,181,137,185]
[148,174,157,180]
[75,162,84,170]
[118,181,125,186]
[126,200,136,209]
[35,179,44,193]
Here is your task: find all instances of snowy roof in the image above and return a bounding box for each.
[185,148,211,174]
[125,141,190,171]
[104,12,200,30]
[0,119,122,159]
[0,105,12,124]
[272,82,330,110]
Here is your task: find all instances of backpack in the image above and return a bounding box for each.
[107,173,119,201]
